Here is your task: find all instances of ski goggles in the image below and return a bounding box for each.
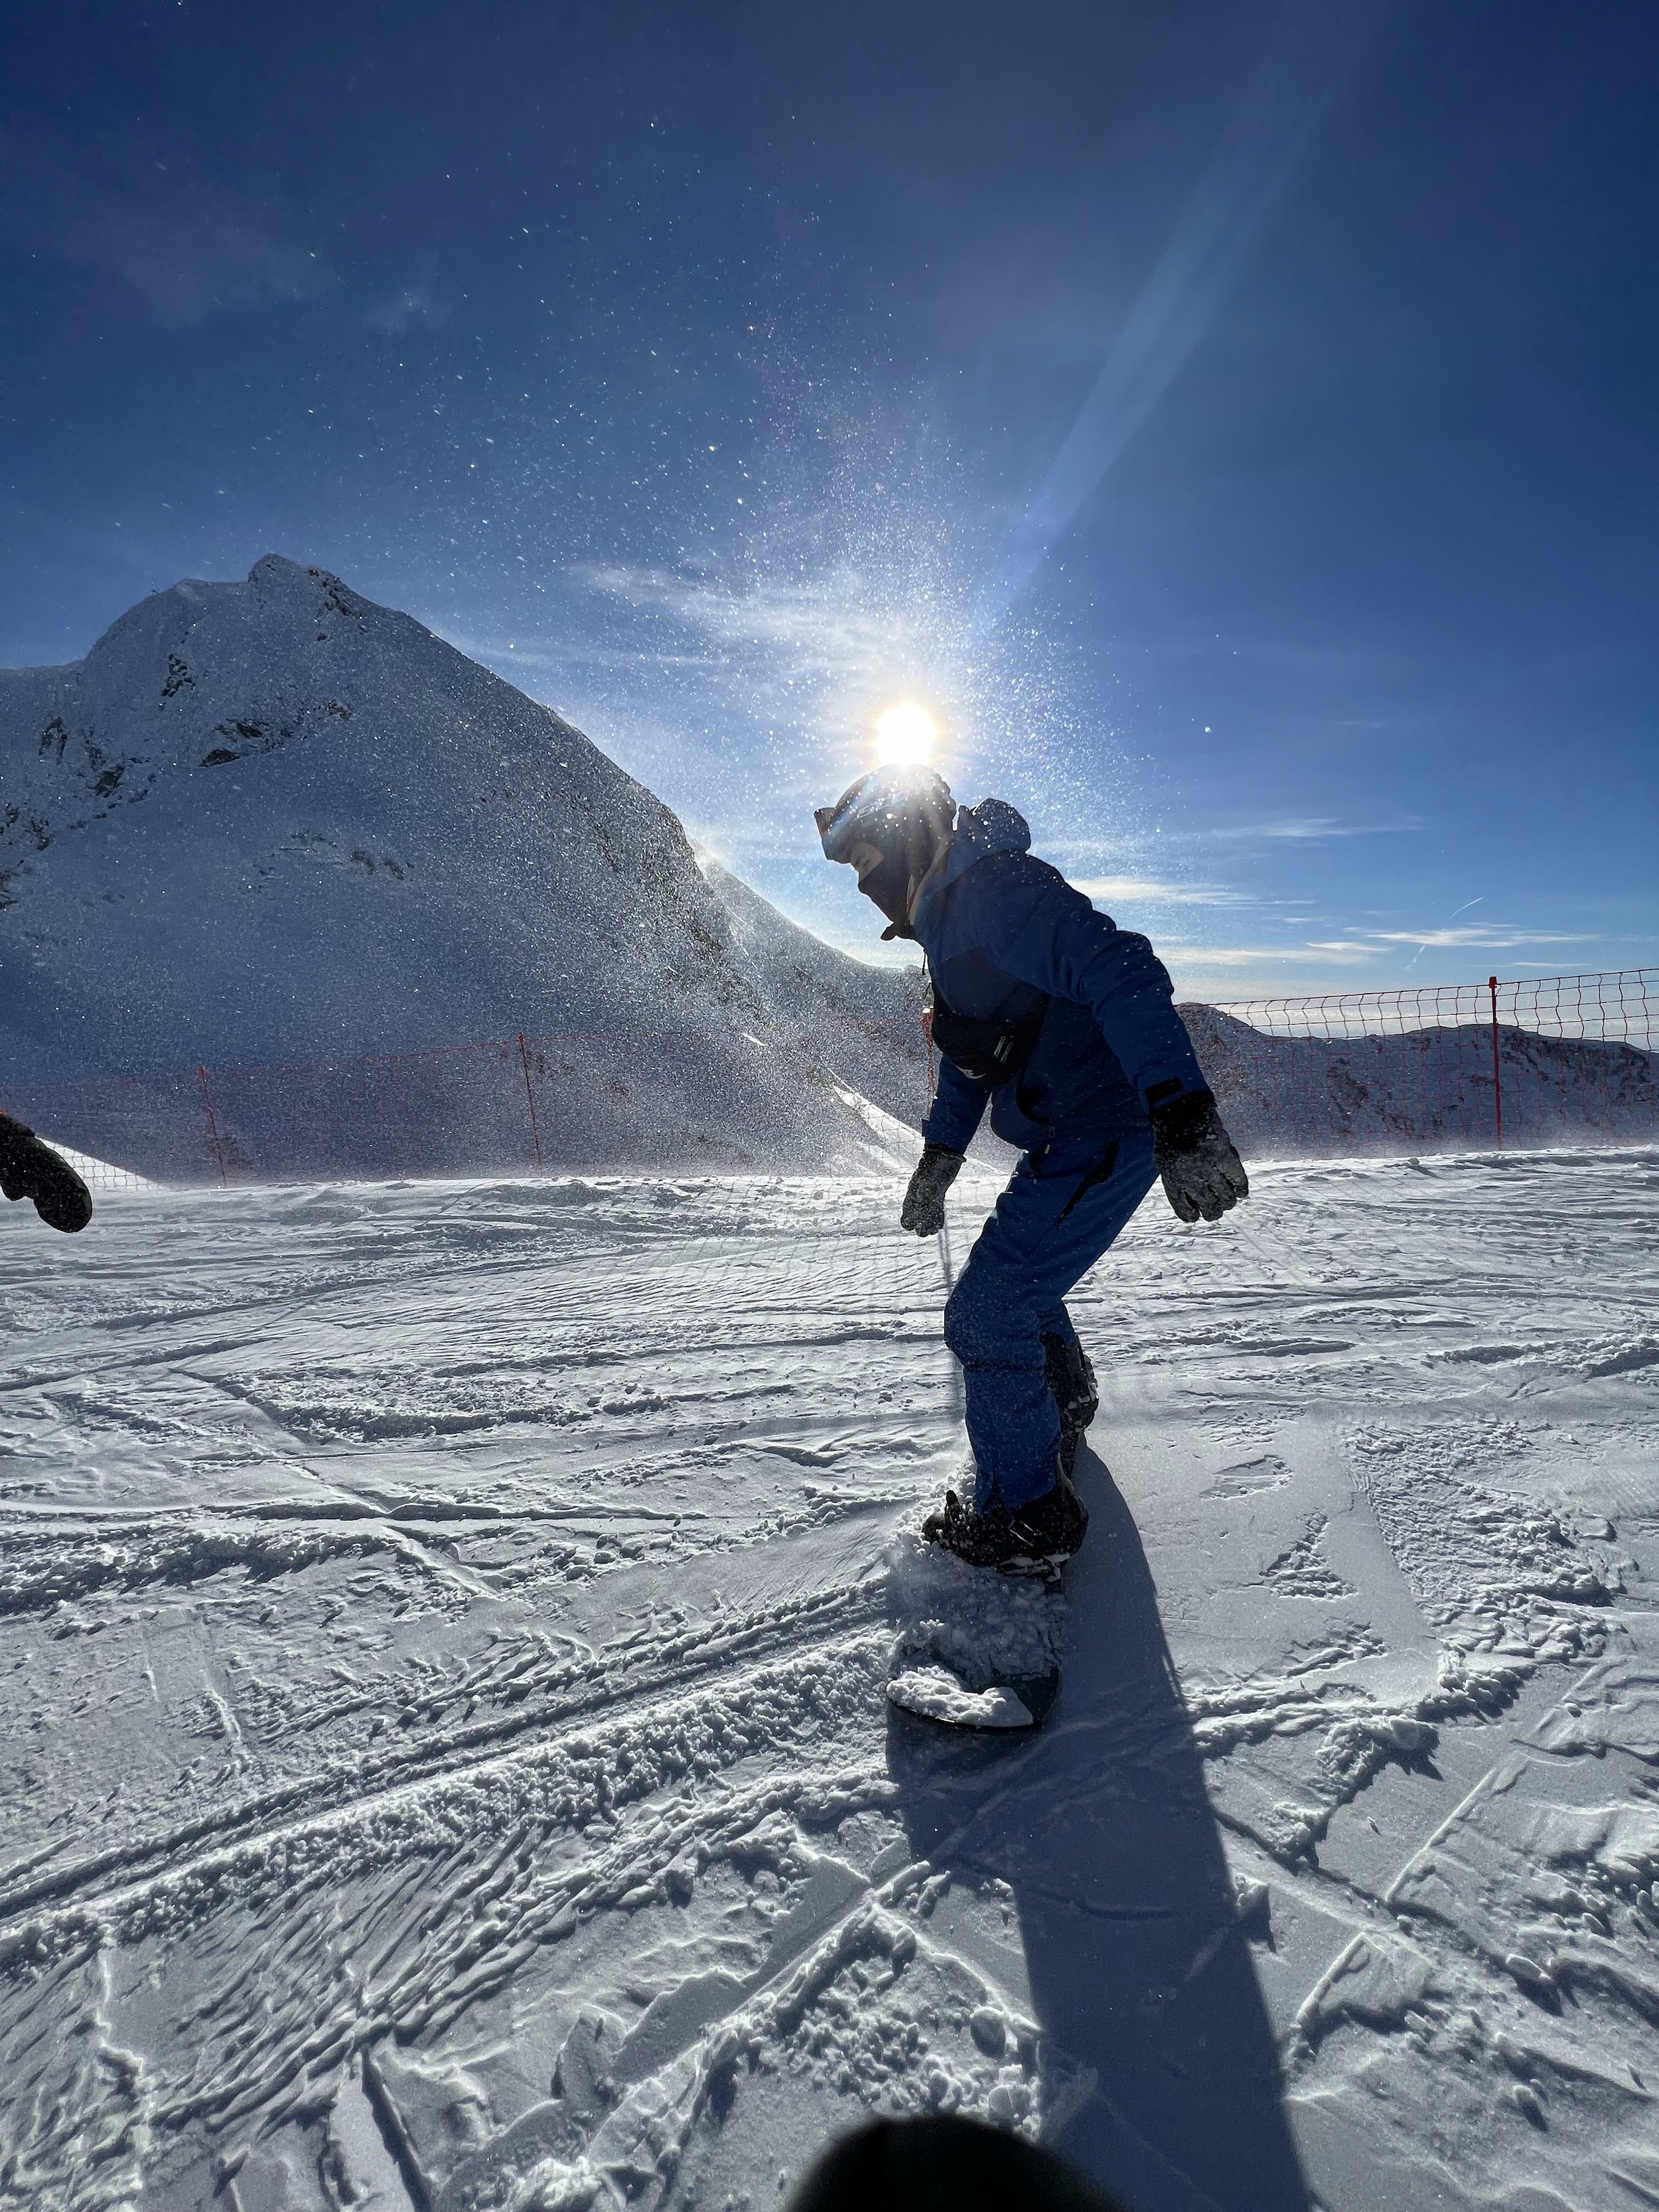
[814,768,952,864]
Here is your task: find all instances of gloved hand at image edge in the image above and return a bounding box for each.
[1149,1090,1248,1224]
[0,1113,94,1234]
[901,1143,964,1236]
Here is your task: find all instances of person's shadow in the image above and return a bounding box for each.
[887,1449,1311,2212]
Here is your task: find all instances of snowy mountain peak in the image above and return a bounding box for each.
[1,557,926,1171]
[5,553,610,821]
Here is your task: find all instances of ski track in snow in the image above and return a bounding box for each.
[1,1151,1656,2211]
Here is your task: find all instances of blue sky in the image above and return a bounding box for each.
[3,0,1655,999]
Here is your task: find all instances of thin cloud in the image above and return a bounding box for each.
[1194,814,1421,844]
[1049,820,1419,863]
[1358,926,1597,950]
[1072,875,1252,908]
[459,632,733,677]
[0,125,329,325]
[364,271,451,334]
[581,562,944,696]
[1162,941,1381,968]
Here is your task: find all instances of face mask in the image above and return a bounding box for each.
[855,848,916,934]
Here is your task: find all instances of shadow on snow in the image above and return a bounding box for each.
[885,1447,1310,2212]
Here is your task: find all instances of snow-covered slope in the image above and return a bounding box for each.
[0,557,924,1172]
[1,1149,1655,2211]
[1185,1003,1656,1157]
[700,856,930,1132]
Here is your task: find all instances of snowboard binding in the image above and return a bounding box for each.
[895,1334,1099,1732]
[918,1331,1098,1574]
[920,1479,1085,1574]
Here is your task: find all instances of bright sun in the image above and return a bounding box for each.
[873,701,936,767]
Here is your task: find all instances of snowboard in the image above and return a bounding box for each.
[885,1526,1068,1734]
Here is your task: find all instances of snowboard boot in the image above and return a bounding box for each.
[0,1114,92,1234]
[1043,1331,1099,1482]
[922,1471,1088,1572]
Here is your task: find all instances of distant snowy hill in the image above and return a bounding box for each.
[0,556,926,1174]
[1183,1003,1656,1157]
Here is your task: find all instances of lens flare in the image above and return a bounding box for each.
[970,5,1379,642]
[873,701,936,767]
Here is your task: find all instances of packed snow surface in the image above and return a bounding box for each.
[1,1148,1657,2211]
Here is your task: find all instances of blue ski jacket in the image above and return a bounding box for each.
[913,798,1207,1157]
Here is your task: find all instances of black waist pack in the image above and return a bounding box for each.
[930,984,1050,1088]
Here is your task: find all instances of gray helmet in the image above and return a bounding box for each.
[814,768,956,939]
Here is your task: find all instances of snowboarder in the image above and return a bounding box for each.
[816,767,1246,1571]
[0,1112,93,1233]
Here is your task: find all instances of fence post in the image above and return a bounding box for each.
[1488,977,1503,1151]
[517,1032,543,1169]
[198,1065,229,1186]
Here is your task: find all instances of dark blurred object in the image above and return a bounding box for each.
[0,1112,92,1233]
[786,2115,1126,2212]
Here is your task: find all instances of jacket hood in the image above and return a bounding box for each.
[948,796,1029,864]
[944,796,1030,881]
[911,796,1031,936]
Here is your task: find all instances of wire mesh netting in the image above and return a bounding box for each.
[50,1145,158,1195]
[3,968,1654,1189]
[1189,968,1657,1158]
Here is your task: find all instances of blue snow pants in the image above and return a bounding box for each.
[944,1127,1159,1514]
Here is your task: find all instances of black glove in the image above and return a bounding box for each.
[0,1113,94,1234]
[901,1143,964,1236]
[1150,1090,1248,1224]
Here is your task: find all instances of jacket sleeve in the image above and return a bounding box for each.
[986,866,1207,1113]
[921,1054,989,1151]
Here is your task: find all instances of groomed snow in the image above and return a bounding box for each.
[1,1149,1656,2211]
